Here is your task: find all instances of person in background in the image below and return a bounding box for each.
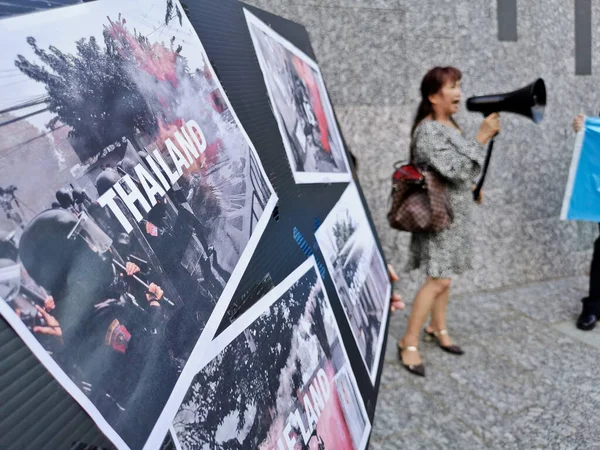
[572,113,600,330]
[397,66,500,377]
[388,264,405,312]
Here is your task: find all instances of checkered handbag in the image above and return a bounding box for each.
[387,161,454,233]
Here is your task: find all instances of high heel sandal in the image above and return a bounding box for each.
[424,329,464,355]
[397,343,425,377]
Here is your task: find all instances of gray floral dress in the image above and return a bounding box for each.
[405,120,485,279]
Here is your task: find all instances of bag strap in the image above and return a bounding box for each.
[393,129,416,170]
[393,160,406,170]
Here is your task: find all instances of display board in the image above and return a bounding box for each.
[0,1,392,449]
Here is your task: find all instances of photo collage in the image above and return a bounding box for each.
[0,2,391,449]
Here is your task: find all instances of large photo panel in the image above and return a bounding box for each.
[244,9,352,185]
[0,0,276,448]
[315,182,391,384]
[171,257,371,450]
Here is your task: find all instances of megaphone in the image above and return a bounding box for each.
[466,78,546,200]
[466,78,546,123]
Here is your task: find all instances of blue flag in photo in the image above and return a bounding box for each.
[561,116,600,222]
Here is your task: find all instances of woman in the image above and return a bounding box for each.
[397,66,500,376]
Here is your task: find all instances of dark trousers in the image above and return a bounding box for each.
[585,224,600,308]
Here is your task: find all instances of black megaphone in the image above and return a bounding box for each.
[466,78,546,123]
[466,78,546,200]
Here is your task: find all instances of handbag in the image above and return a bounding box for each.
[387,158,454,233]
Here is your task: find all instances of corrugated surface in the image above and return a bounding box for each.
[0,317,115,450]
[0,318,177,450]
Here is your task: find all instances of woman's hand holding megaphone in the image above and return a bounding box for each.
[472,185,484,204]
[476,112,501,146]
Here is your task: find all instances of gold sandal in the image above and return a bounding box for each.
[424,328,464,355]
[397,343,425,377]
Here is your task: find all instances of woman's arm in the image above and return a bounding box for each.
[414,121,485,183]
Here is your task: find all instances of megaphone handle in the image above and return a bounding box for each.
[473,138,495,200]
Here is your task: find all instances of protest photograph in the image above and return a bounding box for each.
[315,183,390,383]
[172,258,371,450]
[0,0,276,448]
[245,9,352,185]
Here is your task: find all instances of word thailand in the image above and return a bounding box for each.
[98,119,206,233]
[277,368,331,450]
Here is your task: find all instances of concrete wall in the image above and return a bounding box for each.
[244,0,600,298]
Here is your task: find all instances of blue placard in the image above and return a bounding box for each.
[562,116,600,222]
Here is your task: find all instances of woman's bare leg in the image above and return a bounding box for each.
[399,277,451,365]
[425,282,455,347]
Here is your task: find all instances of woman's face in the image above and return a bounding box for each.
[430,79,462,115]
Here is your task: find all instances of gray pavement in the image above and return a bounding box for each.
[370,276,600,449]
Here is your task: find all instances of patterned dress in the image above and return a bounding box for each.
[405,120,485,279]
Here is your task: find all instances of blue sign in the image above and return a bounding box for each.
[562,116,600,222]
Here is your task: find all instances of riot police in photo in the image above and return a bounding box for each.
[17,208,179,429]
[83,158,227,362]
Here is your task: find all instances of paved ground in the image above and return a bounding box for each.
[369,276,600,450]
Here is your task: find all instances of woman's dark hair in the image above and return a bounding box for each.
[410,66,462,141]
